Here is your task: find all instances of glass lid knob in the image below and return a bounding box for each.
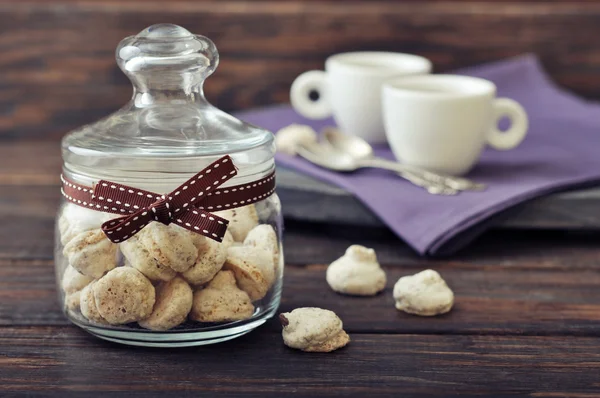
[116,23,219,101]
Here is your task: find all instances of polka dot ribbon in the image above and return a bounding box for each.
[60,155,276,243]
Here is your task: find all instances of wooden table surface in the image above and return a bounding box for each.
[4,1,600,395]
[2,141,600,397]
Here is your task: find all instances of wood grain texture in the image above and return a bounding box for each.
[283,264,600,335]
[282,221,600,268]
[0,186,58,260]
[5,221,600,335]
[0,142,60,185]
[4,167,600,392]
[4,216,600,395]
[2,1,600,140]
[2,326,600,396]
[3,4,600,389]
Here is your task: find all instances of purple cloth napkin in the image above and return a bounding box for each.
[235,55,600,256]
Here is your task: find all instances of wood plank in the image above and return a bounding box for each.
[0,186,58,260]
[3,2,600,140]
[283,221,600,269]
[0,142,60,185]
[1,326,600,396]
[0,260,63,325]
[7,243,600,335]
[282,263,600,335]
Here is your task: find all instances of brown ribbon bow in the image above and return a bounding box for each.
[61,155,276,244]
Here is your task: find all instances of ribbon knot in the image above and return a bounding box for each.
[90,155,238,243]
[150,196,172,225]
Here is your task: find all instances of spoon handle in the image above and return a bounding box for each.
[354,158,457,195]
[297,144,457,195]
[399,173,459,196]
[361,157,486,191]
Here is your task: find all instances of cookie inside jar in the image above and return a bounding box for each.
[54,24,283,347]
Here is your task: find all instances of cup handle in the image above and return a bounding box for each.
[290,70,332,119]
[486,98,529,150]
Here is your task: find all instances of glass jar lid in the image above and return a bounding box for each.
[62,24,274,189]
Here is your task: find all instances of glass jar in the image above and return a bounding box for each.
[54,24,283,347]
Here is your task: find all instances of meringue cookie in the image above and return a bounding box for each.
[58,204,112,246]
[393,269,454,316]
[80,282,107,325]
[61,265,94,295]
[215,205,258,242]
[182,231,233,286]
[279,307,350,352]
[189,270,254,322]
[65,291,82,312]
[63,229,118,279]
[326,245,386,296]
[120,235,177,282]
[243,224,280,272]
[138,276,193,331]
[136,223,198,273]
[62,264,94,313]
[93,267,156,325]
[275,124,318,155]
[223,245,275,301]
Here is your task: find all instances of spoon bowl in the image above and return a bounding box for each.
[296,141,358,172]
[322,127,486,191]
[323,127,374,160]
[297,140,458,195]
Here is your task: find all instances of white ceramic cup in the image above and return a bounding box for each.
[290,52,432,143]
[382,74,529,175]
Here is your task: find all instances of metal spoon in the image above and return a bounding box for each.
[296,141,459,195]
[322,127,486,192]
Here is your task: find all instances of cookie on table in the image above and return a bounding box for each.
[326,245,387,296]
[393,269,454,316]
[274,124,318,156]
[139,276,193,331]
[279,307,350,353]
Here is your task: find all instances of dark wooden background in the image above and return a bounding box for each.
[3,0,600,141]
[4,1,600,396]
